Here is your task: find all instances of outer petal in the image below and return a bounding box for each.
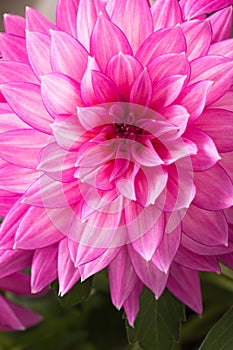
[0,250,33,279]
[0,129,50,169]
[193,164,233,210]
[50,30,88,83]
[181,20,212,61]
[3,14,26,37]
[77,0,108,51]
[31,244,58,293]
[0,61,38,85]
[175,247,220,272]
[56,0,79,37]
[1,82,53,134]
[41,73,83,118]
[123,279,143,327]
[25,7,57,34]
[136,26,186,66]
[90,14,133,71]
[194,109,233,152]
[167,263,202,314]
[208,39,233,60]
[180,0,233,19]
[128,245,168,299]
[26,31,51,78]
[108,246,138,309]
[151,0,182,31]
[209,6,233,43]
[0,34,28,63]
[0,164,38,193]
[107,0,153,53]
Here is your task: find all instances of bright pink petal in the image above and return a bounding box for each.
[210,91,233,112]
[194,108,233,152]
[0,295,28,330]
[56,0,79,37]
[92,71,119,103]
[41,73,83,118]
[0,272,31,295]
[193,164,233,210]
[1,82,53,134]
[106,53,143,100]
[210,6,233,43]
[25,7,57,34]
[31,244,58,293]
[109,246,138,309]
[175,247,220,272]
[130,68,152,106]
[58,238,80,296]
[0,33,28,63]
[136,26,186,66]
[208,39,233,60]
[107,0,153,53]
[220,151,233,181]
[123,279,143,327]
[185,127,221,171]
[181,19,212,61]
[80,56,100,106]
[77,0,108,51]
[51,30,88,83]
[151,0,182,31]
[0,250,33,279]
[26,31,51,78]
[128,245,168,299]
[167,263,202,314]
[3,14,26,37]
[0,129,50,169]
[180,0,233,19]
[0,61,38,84]
[90,13,133,71]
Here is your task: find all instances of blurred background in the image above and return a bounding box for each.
[0,0,57,31]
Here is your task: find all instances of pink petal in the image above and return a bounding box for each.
[31,244,58,293]
[41,73,83,118]
[177,81,213,124]
[14,206,64,249]
[160,105,190,136]
[3,14,26,37]
[150,74,187,109]
[0,295,27,330]
[51,30,88,83]
[185,127,221,171]
[0,272,31,295]
[194,108,233,152]
[131,142,164,167]
[80,56,100,106]
[77,0,108,51]
[210,91,233,112]
[167,263,202,314]
[219,253,233,269]
[90,13,133,71]
[26,31,51,78]
[108,246,138,309]
[107,0,153,53]
[181,19,212,61]
[123,279,143,327]
[209,6,233,43]
[183,204,228,246]
[208,39,233,60]
[147,52,190,87]
[0,129,50,169]
[130,68,152,106]
[190,56,233,105]
[131,213,164,261]
[128,245,168,299]
[175,246,220,272]
[220,151,233,181]
[25,7,57,34]
[193,164,233,210]
[1,82,53,134]
[152,221,181,273]
[92,71,119,103]
[136,26,186,66]
[180,0,233,19]
[58,238,80,296]
[0,61,38,84]
[0,33,28,63]
[106,53,143,99]
[151,0,182,31]
[56,0,79,37]
[0,250,33,279]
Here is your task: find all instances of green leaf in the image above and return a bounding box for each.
[126,288,186,350]
[199,306,233,350]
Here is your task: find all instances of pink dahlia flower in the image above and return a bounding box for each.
[0,0,233,326]
[0,268,42,331]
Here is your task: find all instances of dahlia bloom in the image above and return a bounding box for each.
[0,0,233,326]
[0,269,42,331]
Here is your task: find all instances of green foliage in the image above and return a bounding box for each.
[126,288,185,350]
